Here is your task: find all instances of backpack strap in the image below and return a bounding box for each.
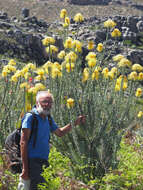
[29,111,38,148]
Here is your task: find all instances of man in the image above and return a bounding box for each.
[20,90,85,190]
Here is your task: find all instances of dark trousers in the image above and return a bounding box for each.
[28,158,49,190]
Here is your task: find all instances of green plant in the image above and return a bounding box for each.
[99,133,143,190]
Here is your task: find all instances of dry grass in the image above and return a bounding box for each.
[0,0,143,23]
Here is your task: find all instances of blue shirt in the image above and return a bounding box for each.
[22,108,58,159]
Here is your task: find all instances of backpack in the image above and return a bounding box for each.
[5,111,38,174]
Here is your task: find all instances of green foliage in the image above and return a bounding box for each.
[99,134,143,190]
[39,147,91,190]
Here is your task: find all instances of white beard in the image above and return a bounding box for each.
[37,103,50,116]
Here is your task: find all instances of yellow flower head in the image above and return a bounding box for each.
[36,68,45,76]
[35,83,46,91]
[135,88,142,97]
[111,67,118,74]
[60,9,67,18]
[20,82,30,89]
[66,98,75,109]
[58,50,66,59]
[82,68,89,83]
[138,111,143,118]
[111,28,121,38]
[64,37,73,49]
[74,13,84,23]
[102,67,109,78]
[64,17,70,26]
[92,69,99,80]
[104,19,117,28]
[10,74,18,83]
[113,54,125,62]
[97,43,103,52]
[132,64,143,72]
[46,45,58,54]
[85,52,96,61]
[66,62,75,73]
[28,87,37,94]
[88,58,96,68]
[118,58,132,68]
[53,62,61,70]
[2,70,8,77]
[138,72,143,80]
[87,41,94,50]
[26,63,36,70]
[128,71,138,81]
[51,67,62,78]
[42,37,55,46]
[8,59,16,66]
[73,40,82,53]
[65,51,77,63]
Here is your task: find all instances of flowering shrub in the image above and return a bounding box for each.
[0,10,143,184]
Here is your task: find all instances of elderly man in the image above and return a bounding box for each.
[19,90,85,190]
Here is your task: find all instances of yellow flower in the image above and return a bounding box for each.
[102,68,109,78]
[87,41,94,50]
[92,69,99,80]
[97,43,103,52]
[113,54,125,62]
[35,83,46,91]
[137,111,143,118]
[22,67,29,74]
[88,58,96,68]
[132,64,143,72]
[123,81,128,90]
[104,19,117,28]
[66,98,74,109]
[65,51,77,63]
[74,13,84,23]
[60,9,67,19]
[128,71,138,81]
[11,75,18,82]
[53,62,61,70]
[28,87,37,94]
[26,63,36,70]
[20,82,30,89]
[35,75,46,81]
[58,50,66,59]
[36,68,45,76]
[73,40,82,53]
[64,17,70,26]
[46,45,58,54]
[111,67,118,74]
[138,72,143,80]
[64,37,73,49]
[108,71,115,80]
[2,70,8,77]
[111,28,121,37]
[66,63,75,72]
[85,52,96,61]
[82,68,89,82]
[115,84,120,91]
[135,88,142,97]
[42,37,55,46]
[24,72,31,80]
[118,58,132,68]
[8,59,16,66]
[51,67,62,78]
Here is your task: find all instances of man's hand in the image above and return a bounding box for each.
[20,169,29,180]
[74,115,86,126]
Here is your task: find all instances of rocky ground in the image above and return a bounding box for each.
[0,0,143,23]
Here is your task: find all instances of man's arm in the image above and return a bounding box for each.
[20,128,31,180]
[54,115,86,137]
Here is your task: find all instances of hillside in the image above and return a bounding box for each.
[0,0,143,23]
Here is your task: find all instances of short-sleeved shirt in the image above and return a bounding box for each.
[22,108,58,159]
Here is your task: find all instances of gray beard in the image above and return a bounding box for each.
[37,104,50,116]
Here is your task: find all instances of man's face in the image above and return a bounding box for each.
[37,94,53,115]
